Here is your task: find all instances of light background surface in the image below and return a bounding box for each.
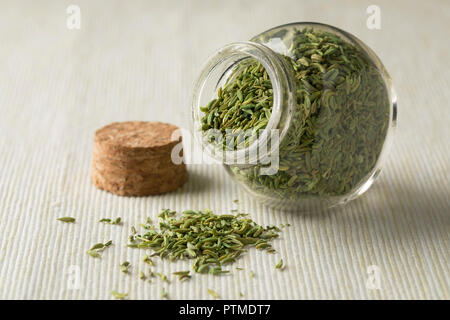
[0,0,448,299]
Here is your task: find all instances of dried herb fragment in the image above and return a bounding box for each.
[111,290,127,299]
[100,217,121,225]
[120,261,130,273]
[275,259,284,270]
[86,250,100,258]
[207,289,220,299]
[156,272,169,283]
[143,255,154,266]
[173,271,191,281]
[128,209,280,275]
[86,240,112,258]
[57,217,76,223]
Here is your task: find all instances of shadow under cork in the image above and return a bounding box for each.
[172,165,217,196]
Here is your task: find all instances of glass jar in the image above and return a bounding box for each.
[192,22,397,211]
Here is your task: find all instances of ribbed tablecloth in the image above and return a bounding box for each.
[0,0,448,300]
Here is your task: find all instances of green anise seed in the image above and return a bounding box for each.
[99,217,121,225]
[128,209,280,275]
[275,259,284,270]
[207,289,220,299]
[56,217,76,223]
[201,27,390,200]
[86,240,112,258]
[120,261,130,273]
[111,290,128,299]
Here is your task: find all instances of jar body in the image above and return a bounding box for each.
[192,22,396,211]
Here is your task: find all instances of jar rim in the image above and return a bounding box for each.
[191,41,293,165]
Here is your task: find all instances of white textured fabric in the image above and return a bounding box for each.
[0,0,448,300]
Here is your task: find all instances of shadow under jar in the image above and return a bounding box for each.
[192,22,397,211]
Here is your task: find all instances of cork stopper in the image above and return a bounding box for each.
[91,121,187,196]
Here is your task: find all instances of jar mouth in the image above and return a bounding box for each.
[192,41,290,165]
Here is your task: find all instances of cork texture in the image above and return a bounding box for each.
[92,121,187,196]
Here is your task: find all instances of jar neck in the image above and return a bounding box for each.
[192,41,297,165]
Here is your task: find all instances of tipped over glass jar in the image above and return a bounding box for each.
[192,22,397,211]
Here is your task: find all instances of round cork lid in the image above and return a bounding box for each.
[95,121,181,150]
[92,121,187,196]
